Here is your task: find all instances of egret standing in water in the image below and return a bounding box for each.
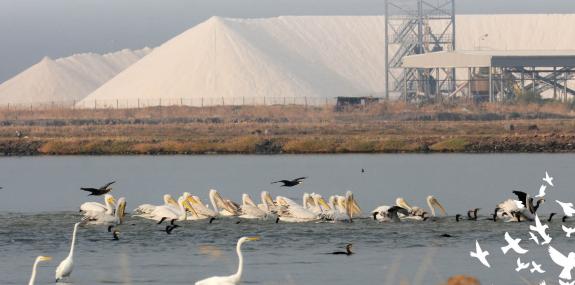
[29,256,52,285]
[55,222,81,282]
[195,236,260,285]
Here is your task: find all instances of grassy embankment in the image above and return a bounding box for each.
[0,101,574,155]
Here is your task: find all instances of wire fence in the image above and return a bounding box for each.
[0,97,341,111]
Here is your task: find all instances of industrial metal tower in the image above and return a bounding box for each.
[384,0,456,102]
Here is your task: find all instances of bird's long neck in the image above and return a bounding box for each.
[28,260,39,285]
[232,240,244,282]
[534,199,543,213]
[209,193,220,213]
[427,200,436,217]
[179,202,187,220]
[68,223,79,258]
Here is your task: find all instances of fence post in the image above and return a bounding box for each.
[159,98,162,107]
[242,96,245,105]
[30,104,32,112]
[201,97,204,108]
[222,97,224,106]
[116,99,119,109]
[180,98,183,106]
[263,97,266,106]
[304,97,307,109]
[94,100,97,110]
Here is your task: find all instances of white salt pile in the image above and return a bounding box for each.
[0,47,151,106]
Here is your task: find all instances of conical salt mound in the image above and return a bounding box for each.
[80,16,387,107]
[0,48,151,106]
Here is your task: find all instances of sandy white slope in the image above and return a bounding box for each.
[72,15,575,106]
[0,48,151,105]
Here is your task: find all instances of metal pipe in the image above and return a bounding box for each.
[489,66,493,102]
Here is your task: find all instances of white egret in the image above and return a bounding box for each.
[55,222,81,282]
[195,236,260,285]
[28,256,52,285]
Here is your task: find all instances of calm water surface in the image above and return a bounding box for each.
[1,154,574,285]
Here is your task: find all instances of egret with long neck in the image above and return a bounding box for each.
[55,222,81,282]
[29,256,52,285]
[195,236,260,285]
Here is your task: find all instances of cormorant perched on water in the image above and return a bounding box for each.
[332,244,354,255]
[467,208,480,221]
[112,230,120,240]
[81,181,115,196]
[455,214,462,222]
[271,177,307,187]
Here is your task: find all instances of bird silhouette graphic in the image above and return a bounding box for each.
[501,232,528,255]
[543,171,554,186]
[549,246,575,280]
[530,214,552,245]
[470,240,491,268]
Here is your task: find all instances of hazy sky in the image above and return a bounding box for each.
[1,0,575,82]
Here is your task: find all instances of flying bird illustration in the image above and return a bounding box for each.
[470,240,491,268]
[529,232,540,245]
[557,200,575,217]
[530,214,552,245]
[563,225,575,238]
[81,181,115,196]
[271,177,307,187]
[543,171,554,186]
[549,246,575,280]
[516,257,530,272]
[560,280,575,285]
[501,232,528,255]
[530,261,545,274]
[535,185,547,198]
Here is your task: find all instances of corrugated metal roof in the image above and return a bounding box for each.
[402,50,575,68]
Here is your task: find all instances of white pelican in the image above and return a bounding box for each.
[257,191,277,214]
[344,191,362,218]
[371,205,410,222]
[302,193,320,214]
[239,193,270,219]
[195,236,260,285]
[319,195,352,222]
[184,192,218,220]
[80,194,115,216]
[496,191,544,222]
[275,196,318,222]
[133,194,178,215]
[426,195,447,217]
[395,196,446,220]
[84,197,126,231]
[146,196,189,223]
[209,189,241,216]
[55,222,81,282]
[29,256,52,285]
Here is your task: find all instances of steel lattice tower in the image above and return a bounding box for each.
[384,0,455,102]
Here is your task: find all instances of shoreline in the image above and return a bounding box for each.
[1,134,573,156]
[1,103,574,156]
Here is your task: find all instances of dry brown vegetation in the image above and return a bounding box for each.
[0,101,574,155]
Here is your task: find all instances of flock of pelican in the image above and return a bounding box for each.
[27,171,566,285]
